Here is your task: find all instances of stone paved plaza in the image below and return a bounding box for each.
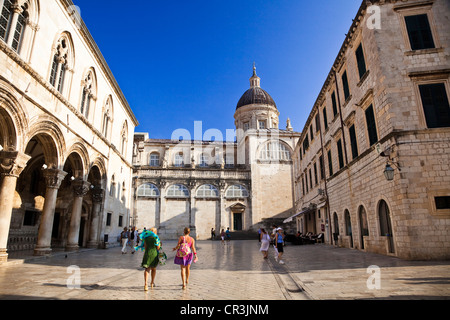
[0,240,449,301]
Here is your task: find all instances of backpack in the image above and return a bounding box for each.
[176,236,192,257]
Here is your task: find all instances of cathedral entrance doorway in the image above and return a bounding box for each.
[230,203,245,231]
[233,213,242,231]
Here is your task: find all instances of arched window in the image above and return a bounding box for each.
[102,96,113,140]
[226,185,249,198]
[174,152,184,167]
[167,184,189,197]
[0,0,29,52]
[197,184,219,197]
[120,121,128,156]
[80,69,97,119]
[109,174,116,197]
[149,152,160,167]
[49,33,74,95]
[137,183,159,197]
[259,141,291,161]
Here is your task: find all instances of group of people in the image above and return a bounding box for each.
[125,226,198,291]
[210,227,232,243]
[119,226,139,254]
[258,226,285,264]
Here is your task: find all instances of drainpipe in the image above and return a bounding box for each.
[318,106,333,246]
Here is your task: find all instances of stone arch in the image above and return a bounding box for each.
[89,157,107,188]
[65,141,90,179]
[0,81,29,152]
[25,118,66,168]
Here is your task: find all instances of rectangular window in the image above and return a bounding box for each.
[355,43,367,80]
[327,150,333,177]
[322,106,328,130]
[106,213,112,226]
[349,124,358,160]
[309,168,313,189]
[331,91,338,116]
[302,134,309,153]
[435,196,450,210]
[301,177,305,196]
[419,83,450,128]
[337,139,344,169]
[310,125,314,141]
[118,215,123,227]
[319,155,324,180]
[405,14,435,50]
[305,171,308,193]
[314,162,318,185]
[315,114,320,132]
[342,71,350,101]
[243,122,249,131]
[365,104,378,146]
[258,120,266,129]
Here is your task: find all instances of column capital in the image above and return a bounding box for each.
[72,179,91,197]
[43,169,67,189]
[91,186,104,203]
[0,151,31,178]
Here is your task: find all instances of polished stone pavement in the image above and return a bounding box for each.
[0,240,449,300]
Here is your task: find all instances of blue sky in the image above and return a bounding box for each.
[73,0,362,140]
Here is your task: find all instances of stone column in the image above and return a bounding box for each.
[87,186,104,248]
[34,169,67,256]
[66,179,91,251]
[5,4,21,47]
[0,151,30,262]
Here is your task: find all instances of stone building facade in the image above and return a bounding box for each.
[292,0,450,260]
[132,67,300,240]
[0,0,138,262]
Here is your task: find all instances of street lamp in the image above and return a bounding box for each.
[384,163,395,181]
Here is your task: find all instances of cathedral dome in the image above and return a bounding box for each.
[236,65,277,110]
[236,87,277,110]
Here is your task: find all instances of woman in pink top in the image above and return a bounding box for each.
[173,227,198,289]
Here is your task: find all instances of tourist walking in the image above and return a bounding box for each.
[211,228,216,240]
[173,227,198,289]
[225,227,231,242]
[220,229,226,244]
[120,227,129,254]
[259,228,270,259]
[139,228,161,291]
[130,226,138,254]
[275,227,285,264]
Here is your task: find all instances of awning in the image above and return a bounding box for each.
[283,208,313,223]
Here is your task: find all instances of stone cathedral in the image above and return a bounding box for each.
[132,66,301,240]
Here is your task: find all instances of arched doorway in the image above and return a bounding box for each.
[21,132,66,256]
[379,200,395,253]
[344,210,353,248]
[332,212,339,244]
[358,206,369,250]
